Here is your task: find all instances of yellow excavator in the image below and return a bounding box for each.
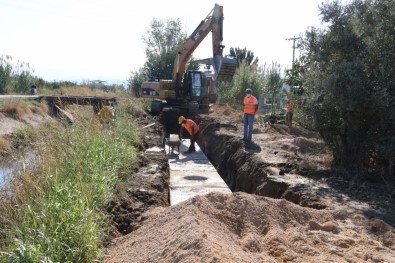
[140,4,237,114]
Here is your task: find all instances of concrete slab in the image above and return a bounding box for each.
[170,187,231,206]
[167,139,232,205]
[168,160,217,171]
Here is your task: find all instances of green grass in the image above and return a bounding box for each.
[0,102,140,262]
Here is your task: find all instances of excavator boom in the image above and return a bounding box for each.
[141,4,236,114]
[173,4,236,86]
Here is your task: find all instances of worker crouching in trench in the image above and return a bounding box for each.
[178,116,200,153]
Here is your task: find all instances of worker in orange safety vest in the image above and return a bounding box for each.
[178,116,200,153]
[242,88,258,142]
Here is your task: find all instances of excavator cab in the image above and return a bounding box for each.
[172,71,207,113]
[180,71,206,98]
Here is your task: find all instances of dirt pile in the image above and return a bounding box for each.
[105,192,395,263]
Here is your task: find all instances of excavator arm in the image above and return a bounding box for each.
[173,4,236,88]
[173,4,221,87]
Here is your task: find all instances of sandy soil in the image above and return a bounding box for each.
[105,192,395,263]
[0,112,52,137]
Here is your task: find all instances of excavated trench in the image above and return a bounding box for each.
[108,110,394,236]
[199,121,327,209]
[159,111,326,210]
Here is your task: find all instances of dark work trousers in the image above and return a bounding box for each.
[189,131,199,152]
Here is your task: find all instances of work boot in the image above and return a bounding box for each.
[187,148,195,153]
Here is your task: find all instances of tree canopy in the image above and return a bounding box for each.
[216,59,264,108]
[142,18,199,81]
[298,0,395,176]
[262,62,284,116]
[228,47,258,67]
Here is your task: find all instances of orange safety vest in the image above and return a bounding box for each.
[184,119,199,135]
[244,95,257,115]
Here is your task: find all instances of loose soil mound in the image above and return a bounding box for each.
[105,192,395,263]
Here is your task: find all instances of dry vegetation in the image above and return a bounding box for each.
[0,101,31,121]
[0,136,10,153]
[299,151,334,171]
[0,100,50,152]
[0,100,48,120]
[39,86,119,97]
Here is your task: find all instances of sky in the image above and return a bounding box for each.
[1,0,327,85]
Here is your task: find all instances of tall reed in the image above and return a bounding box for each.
[0,102,139,262]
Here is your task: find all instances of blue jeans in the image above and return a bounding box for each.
[243,113,254,141]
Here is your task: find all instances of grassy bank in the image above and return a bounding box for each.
[0,99,140,262]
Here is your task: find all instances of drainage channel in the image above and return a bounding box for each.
[158,111,231,205]
[166,138,231,205]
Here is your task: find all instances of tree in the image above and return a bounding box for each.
[13,60,34,94]
[0,55,13,94]
[228,47,258,67]
[216,60,264,108]
[142,18,199,81]
[262,62,284,117]
[0,55,35,94]
[284,59,304,94]
[127,68,146,97]
[299,0,395,175]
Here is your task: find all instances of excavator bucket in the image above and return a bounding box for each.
[213,55,237,82]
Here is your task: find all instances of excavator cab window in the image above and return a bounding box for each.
[181,71,204,99]
[191,72,202,97]
[180,72,190,97]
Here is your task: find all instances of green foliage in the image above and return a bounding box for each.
[1,53,128,95]
[228,47,258,67]
[0,55,35,94]
[142,18,186,80]
[12,126,39,149]
[15,71,33,94]
[0,55,13,94]
[0,105,139,262]
[284,60,304,94]
[141,18,200,82]
[0,55,42,94]
[262,62,284,116]
[217,60,264,108]
[127,68,147,97]
[298,0,395,174]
